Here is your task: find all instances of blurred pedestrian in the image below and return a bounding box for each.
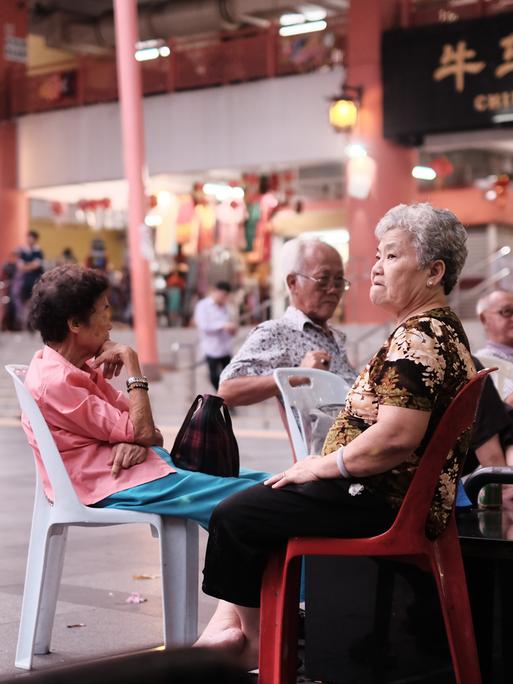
[17,231,44,328]
[194,282,237,391]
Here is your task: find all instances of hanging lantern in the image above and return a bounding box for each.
[328,85,362,132]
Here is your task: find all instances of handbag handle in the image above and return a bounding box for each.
[170,394,203,458]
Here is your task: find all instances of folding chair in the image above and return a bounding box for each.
[260,368,493,684]
[6,364,198,670]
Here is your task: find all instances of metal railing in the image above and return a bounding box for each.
[2,16,345,120]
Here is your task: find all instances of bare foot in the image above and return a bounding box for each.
[194,626,245,655]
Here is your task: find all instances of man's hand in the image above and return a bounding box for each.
[92,341,133,379]
[300,350,332,370]
[264,454,339,489]
[108,443,148,479]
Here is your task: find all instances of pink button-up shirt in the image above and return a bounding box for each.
[23,346,173,505]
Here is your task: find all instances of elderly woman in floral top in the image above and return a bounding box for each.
[196,202,475,667]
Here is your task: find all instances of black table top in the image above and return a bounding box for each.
[457,504,513,558]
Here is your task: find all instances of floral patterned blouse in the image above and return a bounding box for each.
[322,307,475,538]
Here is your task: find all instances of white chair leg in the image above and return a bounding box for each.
[34,525,68,654]
[15,519,63,670]
[159,518,199,647]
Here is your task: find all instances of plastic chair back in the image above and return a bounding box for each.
[274,368,351,460]
[378,367,494,538]
[5,364,84,514]
[475,354,513,400]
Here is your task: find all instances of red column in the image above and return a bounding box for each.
[113,0,160,378]
[0,0,28,266]
[345,0,417,324]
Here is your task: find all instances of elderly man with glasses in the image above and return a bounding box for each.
[218,238,356,407]
[476,288,513,363]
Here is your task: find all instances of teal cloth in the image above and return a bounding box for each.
[93,447,270,529]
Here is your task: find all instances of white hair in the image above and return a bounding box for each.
[280,238,340,292]
[375,203,467,295]
[476,289,513,316]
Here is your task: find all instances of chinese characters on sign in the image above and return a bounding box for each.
[433,41,484,92]
[382,12,513,142]
[433,33,513,91]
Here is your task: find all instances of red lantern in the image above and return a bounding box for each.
[51,201,63,216]
[430,156,454,179]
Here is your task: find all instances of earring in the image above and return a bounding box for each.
[427,280,433,287]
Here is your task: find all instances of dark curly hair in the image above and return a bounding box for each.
[29,265,109,343]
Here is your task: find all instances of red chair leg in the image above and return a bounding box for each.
[259,550,301,684]
[430,524,482,684]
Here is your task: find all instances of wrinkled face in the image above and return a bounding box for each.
[75,293,112,355]
[287,244,345,325]
[480,290,513,347]
[370,228,431,316]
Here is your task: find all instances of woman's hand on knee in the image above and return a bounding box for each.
[264,456,325,489]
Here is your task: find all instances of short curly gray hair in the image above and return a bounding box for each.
[374,203,467,294]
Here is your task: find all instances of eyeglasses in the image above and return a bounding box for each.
[295,273,351,291]
[489,307,513,319]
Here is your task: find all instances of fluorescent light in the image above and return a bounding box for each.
[300,5,327,22]
[280,13,305,26]
[136,39,163,50]
[492,112,513,124]
[134,38,170,62]
[279,20,327,37]
[412,165,437,181]
[345,143,367,158]
[135,47,160,62]
[203,183,244,201]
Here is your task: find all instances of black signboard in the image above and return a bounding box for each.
[382,12,513,144]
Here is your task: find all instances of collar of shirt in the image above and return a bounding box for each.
[282,306,346,341]
[483,340,513,360]
[41,344,98,381]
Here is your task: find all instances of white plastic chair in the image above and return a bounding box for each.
[274,367,351,461]
[475,354,513,400]
[5,364,198,670]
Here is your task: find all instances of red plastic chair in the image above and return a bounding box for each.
[259,368,493,684]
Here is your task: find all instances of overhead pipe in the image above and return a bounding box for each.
[31,0,338,54]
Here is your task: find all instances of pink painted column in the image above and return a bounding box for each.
[0,0,28,266]
[113,0,160,378]
[345,0,417,324]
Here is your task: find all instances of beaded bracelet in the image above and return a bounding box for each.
[127,383,149,392]
[126,375,149,392]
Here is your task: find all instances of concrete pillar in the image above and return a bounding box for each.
[345,0,417,323]
[0,0,28,265]
[113,0,160,378]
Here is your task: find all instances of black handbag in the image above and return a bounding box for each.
[170,394,240,477]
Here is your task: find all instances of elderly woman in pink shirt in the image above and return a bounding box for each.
[23,265,269,529]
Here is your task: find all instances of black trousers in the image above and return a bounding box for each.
[206,355,231,391]
[202,480,396,608]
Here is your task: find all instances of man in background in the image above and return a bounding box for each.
[476,288,513,363]
[194,281,237,391]
[218,238,356,407]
